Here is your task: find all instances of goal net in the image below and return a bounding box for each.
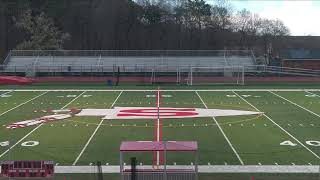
[187,66,245,85]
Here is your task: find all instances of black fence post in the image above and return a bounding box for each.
[131,157,137,180]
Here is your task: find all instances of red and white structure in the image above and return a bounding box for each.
[120,141,198,180]
[0,160,54,178]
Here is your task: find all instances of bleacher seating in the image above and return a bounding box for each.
[3,50,256,73]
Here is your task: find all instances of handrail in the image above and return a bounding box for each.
[9,50,252,58]
[3,50,12,65]
[250,49,257,65]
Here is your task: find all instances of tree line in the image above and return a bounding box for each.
[0,0,290,60]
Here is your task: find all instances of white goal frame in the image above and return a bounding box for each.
[187,66,245,86]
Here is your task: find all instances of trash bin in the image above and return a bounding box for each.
[107,80,113,87]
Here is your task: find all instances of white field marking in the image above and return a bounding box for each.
[269,91,320,119]
[305,91,320,98]
[0,91,13,96]
[0,91,86,158]
[196,91,244,165]
[0,91,48,117]
[233,91,320,160]
[0,89,320,92]
[72,91,123,166]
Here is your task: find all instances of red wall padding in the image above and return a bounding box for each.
[0,76,33,85]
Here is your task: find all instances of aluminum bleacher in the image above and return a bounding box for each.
[2,50,256,74]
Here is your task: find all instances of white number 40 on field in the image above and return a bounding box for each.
[280,140,320,146]
[0,141,39,147]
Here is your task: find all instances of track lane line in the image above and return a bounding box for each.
[196,91,244,165]
[269,91,320,119]
[72,91,123,165]
[0,91,87,158]
[233,91,320,160]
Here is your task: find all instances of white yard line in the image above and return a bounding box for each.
[0,89,320,92]
[0,91,86,158]
[196,91,244,165]
[72,91,123,165]
[269,91,320,119]
[233,91,320,160]
[0,91,48,117]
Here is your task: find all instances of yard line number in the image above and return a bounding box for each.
[280,140,320,147]
[0,141,39,147]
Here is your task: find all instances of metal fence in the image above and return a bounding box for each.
[9,50,252,57]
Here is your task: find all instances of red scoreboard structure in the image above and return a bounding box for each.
[0,160,54,178]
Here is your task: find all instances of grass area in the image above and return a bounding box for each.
[0,89,320,167]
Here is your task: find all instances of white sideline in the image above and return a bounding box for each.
[196,91,244,165]
[54,165,320,173]
[0,91,87,158]
[269,91,320,119]
[233,91,320,160]
[0,91,48,117]
[72,91,123,165]
[0,89,320,92]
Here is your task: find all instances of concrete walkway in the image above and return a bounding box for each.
[55,165,320,173]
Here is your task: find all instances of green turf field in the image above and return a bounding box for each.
[0,89,320,166]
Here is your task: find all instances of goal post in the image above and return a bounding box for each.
[188,66,245,85]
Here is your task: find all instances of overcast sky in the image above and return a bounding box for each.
[206,0,320,36]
